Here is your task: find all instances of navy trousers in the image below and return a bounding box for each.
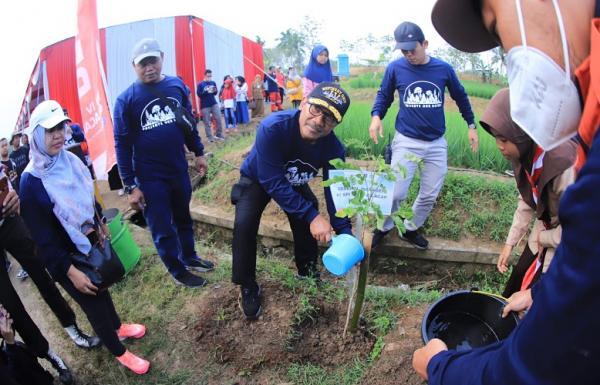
[139,173,199,278]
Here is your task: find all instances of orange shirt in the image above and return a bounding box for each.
[574,19,600,171]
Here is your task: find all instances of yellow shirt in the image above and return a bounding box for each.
[286,78,303,102]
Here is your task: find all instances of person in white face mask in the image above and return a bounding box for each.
[409,0,600,384]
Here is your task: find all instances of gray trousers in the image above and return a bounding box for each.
[201,103,223,139]
[382,132,448,232]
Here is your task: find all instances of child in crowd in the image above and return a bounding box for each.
[302,45,333,96]
[234,76,250,125]
[286,67,303,109]
[480,89,576,297]
[221,78,237,131]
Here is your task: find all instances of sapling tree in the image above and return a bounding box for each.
[323,139,419,334]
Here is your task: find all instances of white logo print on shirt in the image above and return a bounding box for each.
[284,159,318,186]
[403,81,442,109]
[140,97,179,131]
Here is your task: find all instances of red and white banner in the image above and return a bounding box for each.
[75,0,115,179]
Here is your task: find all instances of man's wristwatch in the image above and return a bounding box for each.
[468,123,477,130]
[124,184,138,194]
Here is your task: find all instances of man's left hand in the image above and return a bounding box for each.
[2,190,19,217]
[412,338,448,380]
[196,156,208,178]
[468,127,479,152]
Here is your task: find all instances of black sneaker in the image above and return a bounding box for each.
[296,263,321,283]
[240,284,262,320]
[371,229,391,249]
[65,324,101,349]
[399,230,429,250]
[184,257,215,272]
[173,271,208,288]
[45,349,74,385]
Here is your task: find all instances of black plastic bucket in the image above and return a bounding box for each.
[421,290,519,351]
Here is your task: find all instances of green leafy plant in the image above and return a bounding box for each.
[322,149,414,334]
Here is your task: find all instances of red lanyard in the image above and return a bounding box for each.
[524,146,546,205]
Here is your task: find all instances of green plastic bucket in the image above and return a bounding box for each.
[103,208,141,274]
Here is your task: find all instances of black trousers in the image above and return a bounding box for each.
[231,177,318,287]
[502,244,543,298]
[0,216,76,357]
[57,277,126,357]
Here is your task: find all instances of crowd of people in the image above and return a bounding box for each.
[2,0,599,383]
[195,60,325,140]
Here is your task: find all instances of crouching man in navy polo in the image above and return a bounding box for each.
[231,82,353,320]
[113,38,214,288]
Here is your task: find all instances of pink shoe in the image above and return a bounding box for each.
[116,350,150,375]
[117,323,146,341]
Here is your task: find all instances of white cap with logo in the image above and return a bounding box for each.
[25,100,71,135]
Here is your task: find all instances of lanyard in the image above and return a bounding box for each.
[524,146,546,205]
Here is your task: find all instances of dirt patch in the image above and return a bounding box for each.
[360,305,428,385]
[193,281,375,375]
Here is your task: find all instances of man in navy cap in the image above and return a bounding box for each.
[369,21,478,250]
[231,82,353,320]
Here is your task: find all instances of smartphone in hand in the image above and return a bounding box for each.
[0,176,9,217]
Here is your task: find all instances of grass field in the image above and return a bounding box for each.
[335,102,511,173]
[460,80,505,100]
[405,171,518,242]
[343,73,505,100]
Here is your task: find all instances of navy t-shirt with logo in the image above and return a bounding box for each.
[113,75,204,186]
[240,110,351,234]
[371,56,475,141]
[196,80,218,109]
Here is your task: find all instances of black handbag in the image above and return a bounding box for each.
[69,210,125,292]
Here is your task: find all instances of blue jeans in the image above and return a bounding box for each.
[224,108,237,128]
[139,174,199,278]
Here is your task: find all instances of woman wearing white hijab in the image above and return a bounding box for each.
[19,100,150,375]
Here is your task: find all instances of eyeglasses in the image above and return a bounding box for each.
[308,104,338,127]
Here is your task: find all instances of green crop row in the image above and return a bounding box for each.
[335,102,511,173]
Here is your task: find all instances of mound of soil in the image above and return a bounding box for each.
[193,281,375,373]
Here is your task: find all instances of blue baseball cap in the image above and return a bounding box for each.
[394,22,425,51]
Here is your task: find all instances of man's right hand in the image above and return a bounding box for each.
[497,244,513,273]
[310,214,333,244]
[368,116,384,144]
[502,288,533,318]
[127,187,146,212]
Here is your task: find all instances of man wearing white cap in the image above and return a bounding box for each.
[113,38,214,288]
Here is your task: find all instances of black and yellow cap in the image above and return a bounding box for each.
[307,82,350,123]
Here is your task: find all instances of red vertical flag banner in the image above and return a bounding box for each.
[75,0,115,179]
